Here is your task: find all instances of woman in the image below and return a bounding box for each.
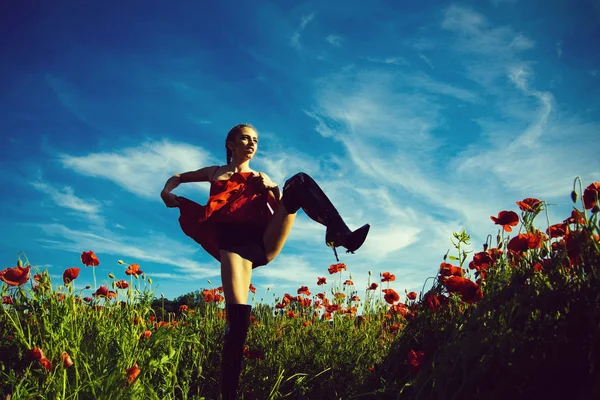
[160,123,369,399]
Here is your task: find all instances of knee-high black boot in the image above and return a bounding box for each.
[282,172,370,260]
[220,303,251,400]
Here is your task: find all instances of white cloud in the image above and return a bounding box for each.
[365,56,408,66]
[60,140,216,200]
[291,13,315,51]
[33,223,219,280]
[556,40,563,58]
[326,34,343,47]
[418,53,434,69]
[31,182,102,216]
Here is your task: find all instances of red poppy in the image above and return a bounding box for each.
[382,288,400,304]
[546,223,568,238]
[563,209,585,225]
[316,293,326,300]
[286,310,296,318]
[275,302,286,309]
[62,268,80,284]
[343,280,354,285]
[249,284,256,293]
[81,250,100,267]
[115,280,129,289]
[0,265,31,286]
[468,252,493,271]
[61,351,73,368]
[439,263,464,277]
[351,295,361,301]
[40,357,53,371]
[93,286,110,298]
[344,306,357,315]
[179,305,188,312]
[214,294,224,303]
[140,330,152,340]
[125,263,143,276]
[297,286,311,296]
[381,272,396,282]
[326,303,341,313]
[29,347,45,361]
[2,296,12,305]
[317,277,327,285]
[490,211,519,232]
[444,276,483,304]
[516,198,543,212]
[313,300,322,308]
[368,283,379,290]
[328,263,347,274]
[334,292,346,300]
[298,297,312,307]
[126,363,141,384]
[283,293,294,304]
[583,182,600,209]
[389,303,410,318]
[507,232,544,253]
[407,292,417,300]
[407,349,425,374]
[303,320,312,327]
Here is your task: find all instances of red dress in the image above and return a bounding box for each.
[177,172,275,266]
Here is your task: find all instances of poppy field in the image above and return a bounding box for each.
[1,180,600,400]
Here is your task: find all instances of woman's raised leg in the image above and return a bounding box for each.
[263,172,370,264]
[263,202,297,263]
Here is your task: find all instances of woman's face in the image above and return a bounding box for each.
[228,127,258,162]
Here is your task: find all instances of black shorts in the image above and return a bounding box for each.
[218,223,268,268]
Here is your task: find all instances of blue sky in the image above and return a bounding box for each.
[1,0,599,303]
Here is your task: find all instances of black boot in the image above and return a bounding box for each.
[282,173,370,260]
[220,303,251,400]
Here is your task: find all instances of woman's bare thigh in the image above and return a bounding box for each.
[220,250,253,304]
[263,202,296,263]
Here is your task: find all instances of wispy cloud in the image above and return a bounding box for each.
[33,223,218,279]
[556,40,563,59]
[291,13,315,51]
[365,56,408,66]
[418,53,434,69]
[60,140,216,200]
[31,182,101,216]
[326,34,343,47]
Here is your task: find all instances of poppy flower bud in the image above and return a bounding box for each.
[117,260,125,265]
[571,190,578,203]
[108,273,115,279]
[207,280,212,284]
[592,205,599,214]
[85,285,91,289]
[483,243,488,251]
[148,278,153,284]
[368,271,372,276]
[61,351,73,368]
[17,259,23,268]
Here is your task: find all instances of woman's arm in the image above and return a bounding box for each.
[161,165,219,207]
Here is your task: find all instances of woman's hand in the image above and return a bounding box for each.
[161,190,180,208]
[253,173,281,201]
[253,173,278,190]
